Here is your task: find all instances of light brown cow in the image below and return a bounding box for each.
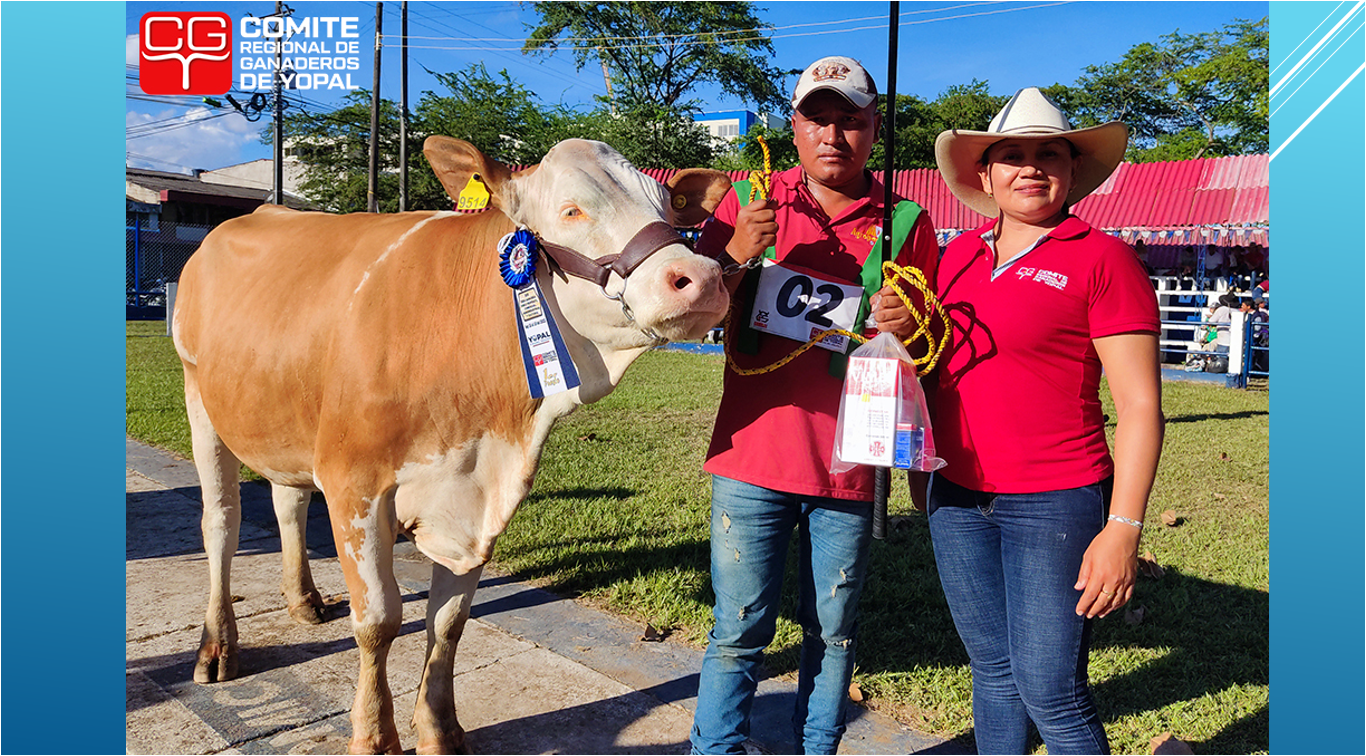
[172,137,731,754]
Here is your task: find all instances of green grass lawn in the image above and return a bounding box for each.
[127,321,1268,754]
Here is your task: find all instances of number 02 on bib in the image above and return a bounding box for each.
[747,259,864,353]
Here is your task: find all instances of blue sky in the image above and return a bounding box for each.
[126,1,1269,172]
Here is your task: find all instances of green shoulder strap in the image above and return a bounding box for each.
[731,179,776,357]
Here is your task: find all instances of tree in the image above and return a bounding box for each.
[285,65,573,212]
[417,63,569,166]
[874,83,1008,170]
[560,97,719,169]
[1065,17,1268,161]
[282,91,416,213]
[523,2,789,112]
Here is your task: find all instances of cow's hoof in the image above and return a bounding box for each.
[416,731,469,755]
[193,640,239,683]
[286,589,330,625]
[348,735,403,754]
[288,601,327,625]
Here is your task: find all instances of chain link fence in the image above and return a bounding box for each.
[127,218,212,317]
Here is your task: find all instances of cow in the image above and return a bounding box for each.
[171,137,732,754]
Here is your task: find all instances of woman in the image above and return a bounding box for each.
[927,88,1164,754]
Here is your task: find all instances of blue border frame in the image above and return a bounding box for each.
[0,3,1361,752]
[1268,3,1364,753]
[0,3,127,752]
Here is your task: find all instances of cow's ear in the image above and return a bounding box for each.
[666,169,733,228]
[424,136,515,210]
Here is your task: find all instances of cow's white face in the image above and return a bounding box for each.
[504,140,729,350]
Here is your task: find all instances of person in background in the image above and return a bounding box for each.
[689,55,940,755]
[1207,292,1239,355]
[1250,299,1270,372]
[929,87,1163,754]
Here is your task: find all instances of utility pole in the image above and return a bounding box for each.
[599,48,614,115]
[273,0,285,204]
[367,2,383,213]
[399,1,409,212]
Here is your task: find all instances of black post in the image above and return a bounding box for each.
[272,0,284,204]
[367,2,383,213]
[872,0,900,541]
[399,1,408,212]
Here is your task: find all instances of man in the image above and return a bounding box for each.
[689,56,939,755]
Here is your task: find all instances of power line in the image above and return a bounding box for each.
[392,3,1073,53]
[383,2,1016,44]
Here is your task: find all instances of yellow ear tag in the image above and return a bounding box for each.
[456,173,490,212]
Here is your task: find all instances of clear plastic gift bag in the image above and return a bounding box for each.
[830,332,946,474]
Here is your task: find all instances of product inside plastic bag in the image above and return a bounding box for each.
[830,332,946,474]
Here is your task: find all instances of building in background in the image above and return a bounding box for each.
[693,110,785,148]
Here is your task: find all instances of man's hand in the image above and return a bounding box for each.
[725,197,777,267]
[870,285,914,340]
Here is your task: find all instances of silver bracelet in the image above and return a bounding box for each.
[1107,514,1143,531]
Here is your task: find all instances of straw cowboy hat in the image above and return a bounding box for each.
[934,87,1129,217]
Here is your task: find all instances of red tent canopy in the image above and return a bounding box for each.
[635,155,1269,246]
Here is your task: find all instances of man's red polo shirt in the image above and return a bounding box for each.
[698,167,939,501]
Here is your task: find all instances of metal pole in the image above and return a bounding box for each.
[872,0,900,541]
[367,2,384,213]
[273,0,284,204]
[399,1,409,212]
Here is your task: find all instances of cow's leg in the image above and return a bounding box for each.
[272,484,327,624]
[413,562,484,754]
[331,490,404,755]
[186,380,243,684]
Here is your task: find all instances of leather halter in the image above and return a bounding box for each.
[533,220,693,344]
[536,221,692,290]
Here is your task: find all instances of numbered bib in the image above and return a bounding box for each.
[748,259,863,352]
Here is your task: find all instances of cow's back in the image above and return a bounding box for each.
[175,205,524,482]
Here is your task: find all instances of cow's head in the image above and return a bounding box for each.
[425,137,730,351]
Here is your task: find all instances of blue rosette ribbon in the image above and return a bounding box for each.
[498,228,538,288]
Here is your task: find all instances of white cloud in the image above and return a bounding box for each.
[126,106,266,173]
[127,34,138,67]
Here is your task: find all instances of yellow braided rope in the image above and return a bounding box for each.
[724,261,951,378]
[746,135,773,203]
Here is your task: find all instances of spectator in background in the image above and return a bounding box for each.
[1179,245,1198,271]
[1202,245,1226,278]
[1243,242,1268,276]
[1250,299,1270,372]
[1133,239,1152,274]
[1207,293,1239,354]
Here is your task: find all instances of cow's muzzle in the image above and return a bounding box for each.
[536,221,700,343]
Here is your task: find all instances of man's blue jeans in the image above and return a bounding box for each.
[927,473,1112,755]
[690,475,873,755]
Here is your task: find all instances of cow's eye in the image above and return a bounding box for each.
[561,206,583,219]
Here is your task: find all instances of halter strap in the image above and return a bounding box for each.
[537,221,690,288]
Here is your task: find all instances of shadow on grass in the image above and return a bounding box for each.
[495,504,1267,754]
[133,461,1264,753]
[1165,409,1269,424]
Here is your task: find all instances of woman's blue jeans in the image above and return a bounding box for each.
[689,475,873,755]
[927,474,1112,755]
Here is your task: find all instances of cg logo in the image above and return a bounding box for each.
[139,12,233,95]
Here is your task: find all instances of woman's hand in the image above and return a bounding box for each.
[1074,521,1141,618]
[1080,331,1163,619]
